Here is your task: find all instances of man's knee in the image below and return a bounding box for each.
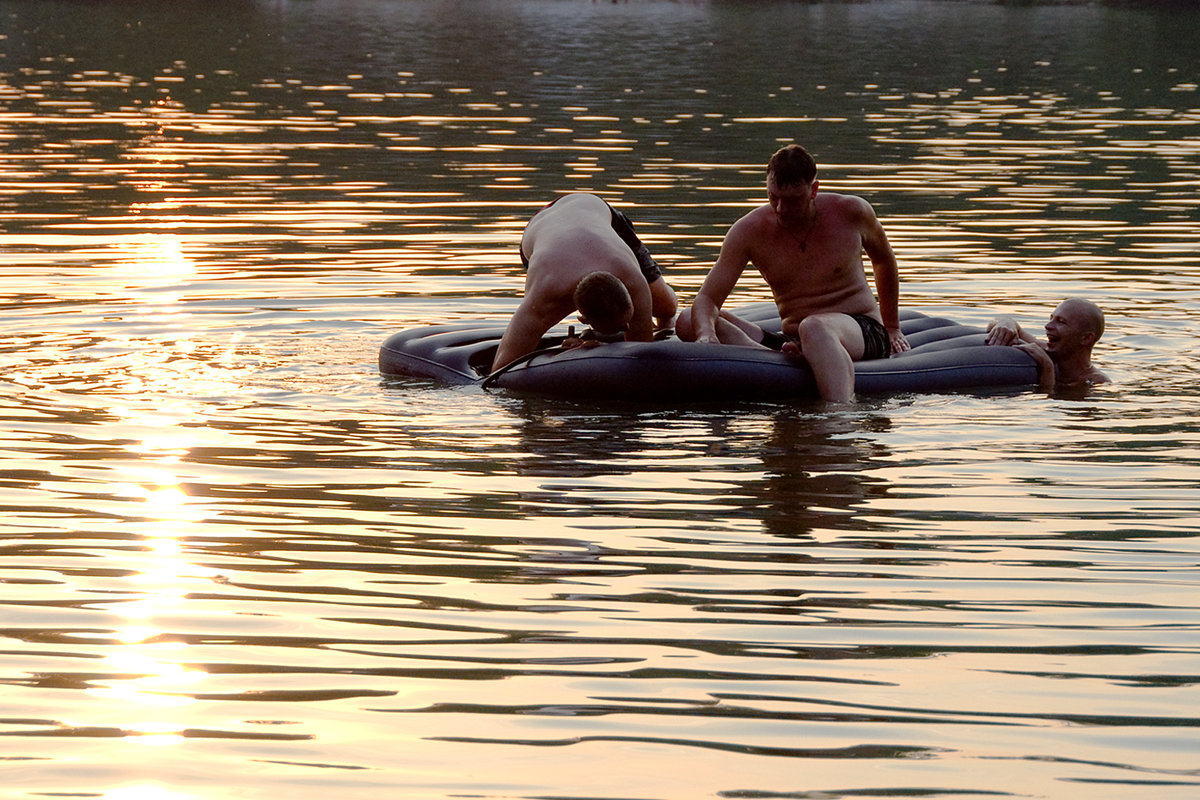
[675,308,696,341]
[796,314,838,346]
[798,314,860,356]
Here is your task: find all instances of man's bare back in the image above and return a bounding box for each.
[491,194,677,372]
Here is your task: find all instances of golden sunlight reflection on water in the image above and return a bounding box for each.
[88,434,212,722]
[100,787,195,800]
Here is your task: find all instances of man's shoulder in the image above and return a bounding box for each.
[735,203,776,224]
[820,191,874,218]
[1056,364,1110,388]
[725,204,776,239]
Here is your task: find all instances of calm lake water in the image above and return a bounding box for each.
[2,1,1198,798]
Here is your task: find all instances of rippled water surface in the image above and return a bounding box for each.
[2,1,1198,798]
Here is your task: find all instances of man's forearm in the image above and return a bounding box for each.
[874,261,902,329]
[691,294,723,341]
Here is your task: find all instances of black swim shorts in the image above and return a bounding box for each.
[855,314,891,360]
[607,205,663,283]
[761,314,891,361]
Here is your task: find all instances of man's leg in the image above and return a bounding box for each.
[647,277,678,329]
[677,308,769,346]
[795,313,866,402]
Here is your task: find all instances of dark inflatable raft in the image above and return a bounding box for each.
[379,302,1038,402]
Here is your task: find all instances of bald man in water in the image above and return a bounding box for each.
[491,193,677,372]
[986,298,1109,390]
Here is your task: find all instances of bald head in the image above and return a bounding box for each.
[1057,298,1105,342]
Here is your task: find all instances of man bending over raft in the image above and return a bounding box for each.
[491,193,678,372]
[677,144,909,403]
[986,298,1109,391]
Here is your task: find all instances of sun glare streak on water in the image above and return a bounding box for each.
[0,1,1198,799]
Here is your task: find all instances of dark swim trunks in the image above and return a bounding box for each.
[761,314,891,361]
[608,205,663,283]
[520,197,663,283]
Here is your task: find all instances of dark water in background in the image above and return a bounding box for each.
[1,1,1198,798]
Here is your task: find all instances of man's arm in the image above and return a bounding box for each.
[690,222,752,343]
[985,316,1038,347]
[624,276,655,343]
[491,299,562,372]
[1015,341,1055,392]
[858,199,909,354]
[987,316,1054,390]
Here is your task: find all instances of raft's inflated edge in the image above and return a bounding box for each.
[380,323,507,384]
[379,305,1039,400]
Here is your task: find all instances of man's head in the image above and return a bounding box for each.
[767,144,818,188]
[1045,298,1104,359]
[767,145,819,225]
[574,271,633,336]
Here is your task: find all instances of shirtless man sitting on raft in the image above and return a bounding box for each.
[677,144,909,402]
[986,298,1109,391]
[491,193,678,372]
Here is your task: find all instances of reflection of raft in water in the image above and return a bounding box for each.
[379,302,1038,402]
